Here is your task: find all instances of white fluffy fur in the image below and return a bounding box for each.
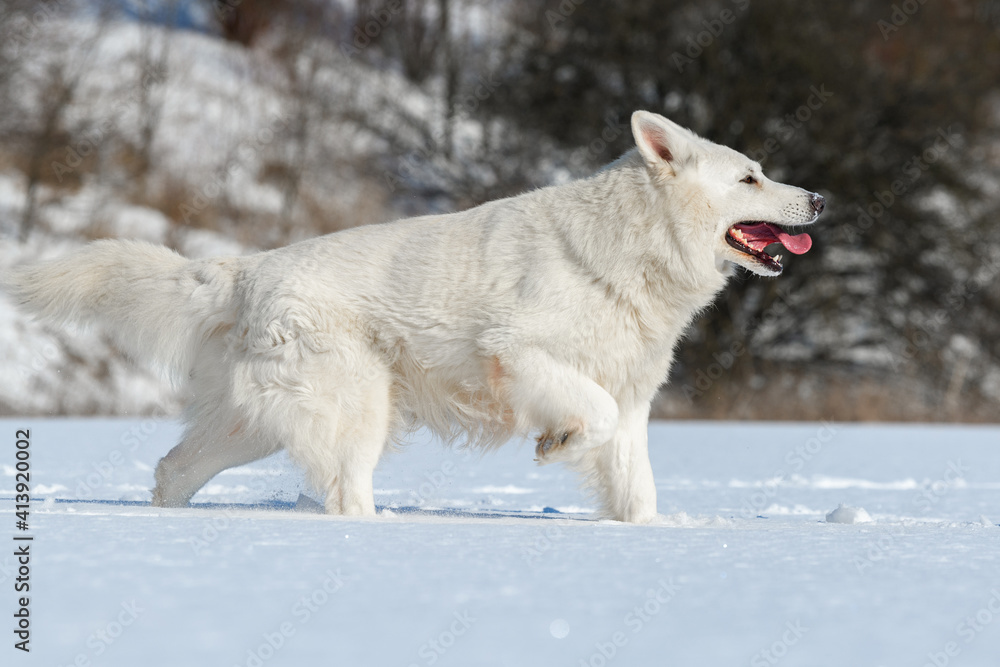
[5,111,823,522]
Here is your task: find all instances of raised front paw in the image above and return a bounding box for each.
[534,428,574,464]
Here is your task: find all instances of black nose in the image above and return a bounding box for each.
[810,193,826,214]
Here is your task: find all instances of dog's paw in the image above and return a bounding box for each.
[534,428,574,464]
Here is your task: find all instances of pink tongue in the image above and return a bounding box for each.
[735,223,813,255]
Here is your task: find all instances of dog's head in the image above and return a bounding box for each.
[631,110,824,277]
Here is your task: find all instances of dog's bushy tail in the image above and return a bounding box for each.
[4,240,243,381]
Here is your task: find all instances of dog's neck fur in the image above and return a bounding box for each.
[541,149,731,337]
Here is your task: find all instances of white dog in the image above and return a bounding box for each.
[7,111,824,523]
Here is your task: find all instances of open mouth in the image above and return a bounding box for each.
[725,222,813,273]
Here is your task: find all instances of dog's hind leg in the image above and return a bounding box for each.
[152,415,280,507]
[152,338,281,507]
[316,370,392,516]
[241,338,392,517]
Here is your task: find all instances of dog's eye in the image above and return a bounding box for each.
[741,175,757,185]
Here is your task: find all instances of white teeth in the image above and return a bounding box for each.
[774,254,783,263]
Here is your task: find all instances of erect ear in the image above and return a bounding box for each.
[631,111,697,175]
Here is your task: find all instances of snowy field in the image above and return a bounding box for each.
[2,418,999,667]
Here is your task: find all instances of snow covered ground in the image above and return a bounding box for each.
[2,418,999,666]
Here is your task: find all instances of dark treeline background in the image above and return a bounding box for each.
[1,0,999,420]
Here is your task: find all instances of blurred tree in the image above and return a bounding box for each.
[133,0,175,187]
[214,0,289,46]
[14,4,109,242]
[5,0,996,420]
[360,0,451,83]
[476,0,1000,420]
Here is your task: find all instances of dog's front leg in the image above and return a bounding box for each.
[591,407,658,523]
[497,350,656,522]
[497,349,619,465]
